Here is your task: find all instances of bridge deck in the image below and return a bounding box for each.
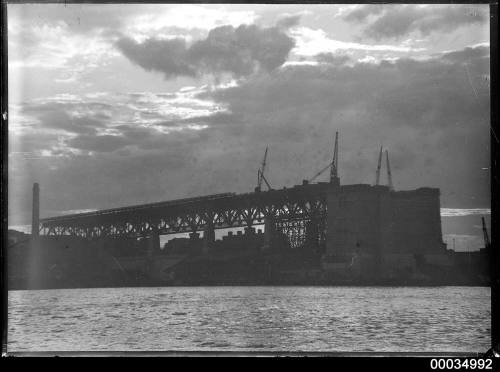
[40,192,236,223]
[40,183,332,238]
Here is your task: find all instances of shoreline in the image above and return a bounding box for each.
[8,282,491,291]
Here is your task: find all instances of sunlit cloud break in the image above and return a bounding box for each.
[440,208,491,217]
[291,27,426,57]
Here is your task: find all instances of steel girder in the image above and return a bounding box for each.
[40,183,331,239]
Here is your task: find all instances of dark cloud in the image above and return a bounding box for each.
[441,45,489,65]
[276,14,301,29]
[206,45,489,129]
[63,122,207,154]
[36,110,105,135]
[115,23,295,79]
[342,5,488,40]
[116,37,197,79]
[197,45,490,207]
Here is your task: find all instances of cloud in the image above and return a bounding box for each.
[197,45,490,207]
[206,45,489,127]
[128,5,258,36]
[115,23,295,79]
[8,4,257,38]
[7,4,491,231]
[116,37,197,78]
[9,89,224,157]
[7,4,259,86]
[276,14,302,30]
[440,44,490,65]
[8,17,117,74]
[8,113,214,225]
[342,5,386,22]
[342,4,488,40]
[37,110,105,135]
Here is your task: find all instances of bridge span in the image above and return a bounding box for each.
[39,182,331,247]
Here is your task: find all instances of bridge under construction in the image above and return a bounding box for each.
[33,133,448,280]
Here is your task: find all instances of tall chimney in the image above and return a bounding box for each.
[32,183,39,238]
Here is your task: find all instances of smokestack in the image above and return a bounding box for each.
[32,183,39,238]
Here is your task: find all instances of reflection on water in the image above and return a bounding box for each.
[8,286,490,352]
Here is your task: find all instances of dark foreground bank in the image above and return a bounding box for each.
[8,237,490,290]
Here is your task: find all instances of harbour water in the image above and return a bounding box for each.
[7,286,490,353]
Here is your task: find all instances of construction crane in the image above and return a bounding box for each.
[330,131,339,183]
[374,147,394,190]
[259,169,272,190]
[386,150,394,191]
[308,131,339,184]
[482,216,491,250]
[375,146,383,185]
[308,162,333,183]
[256,147,271,192]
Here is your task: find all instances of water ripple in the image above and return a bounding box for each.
[7,286,490,352]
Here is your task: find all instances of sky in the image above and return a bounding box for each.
[7,4,491,250]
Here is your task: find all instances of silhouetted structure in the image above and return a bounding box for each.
[9,135,472,288]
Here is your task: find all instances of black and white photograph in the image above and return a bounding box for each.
[3,2,496,356]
